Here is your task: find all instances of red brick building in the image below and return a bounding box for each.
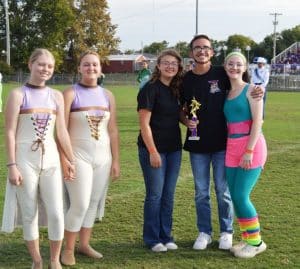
[102,54,148,73]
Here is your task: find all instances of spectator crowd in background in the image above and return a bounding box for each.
[271,46,300,75]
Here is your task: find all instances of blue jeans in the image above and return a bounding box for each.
[138,146,182,247]
[190,151,233,235]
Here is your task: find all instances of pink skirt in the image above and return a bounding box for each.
[225,134,267,168]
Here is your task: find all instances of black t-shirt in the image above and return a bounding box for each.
[181,66,230,153]
[137,80,182,153]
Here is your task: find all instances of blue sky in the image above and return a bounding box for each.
[108,0,299,51]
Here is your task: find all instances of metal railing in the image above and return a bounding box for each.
[268,75,300,90]
[1,72,139,86]
[2,71,300,91]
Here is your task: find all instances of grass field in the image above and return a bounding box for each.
[0,83,299,269]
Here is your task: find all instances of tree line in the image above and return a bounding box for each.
[126,25,300,65]
[0,0,119,74]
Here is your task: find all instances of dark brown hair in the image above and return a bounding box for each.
[150,49,184,98]
[189,34,211,50]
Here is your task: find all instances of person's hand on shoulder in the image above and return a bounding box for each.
[250,85,264,100]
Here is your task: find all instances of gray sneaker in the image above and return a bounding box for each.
[218,232,233,250]
[234,241,267,258]
[230,241,247,254]
[165,242,178,250]
[151,243,168,252]
[193,232,212,250]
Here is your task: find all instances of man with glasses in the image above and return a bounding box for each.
[180,34,263,251]
[180,34,234,251]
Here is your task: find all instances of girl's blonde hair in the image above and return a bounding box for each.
[29,48,55,65]
[78,50,100,65]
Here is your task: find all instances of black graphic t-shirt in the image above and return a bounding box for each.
[181,66,230,153]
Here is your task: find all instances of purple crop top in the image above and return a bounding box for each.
[20,84,57,111]
[71,83,109,112]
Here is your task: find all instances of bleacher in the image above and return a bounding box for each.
[271,42,300,75]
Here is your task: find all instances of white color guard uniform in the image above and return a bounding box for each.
[2,85,64,241]
[64,83,112,232]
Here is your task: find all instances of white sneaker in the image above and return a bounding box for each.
[218,232,233,250]
[230,241,247,254]
[165,242,178,250]
[234,241,267,258]
[151,243,168,252]
[193,232,212,250]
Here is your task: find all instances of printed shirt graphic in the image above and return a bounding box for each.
[208,80,221,93]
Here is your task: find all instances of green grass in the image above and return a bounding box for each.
[0,84,300,268]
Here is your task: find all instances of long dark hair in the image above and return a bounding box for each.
[150,49,184,98]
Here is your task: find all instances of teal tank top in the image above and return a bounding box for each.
[224,84,252,138]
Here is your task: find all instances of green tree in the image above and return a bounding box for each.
[210,39,227,65]
[65,0,120,72]
[174,41,189,58]
[255,35,274,62]
[9,0,74,71]
[124,49,136,55]
[256,25,300,62]
[226,34,256,54]
[174,41,190,58]
[143,41,168,55]
[277,25,300,52]
[0,2,5,54]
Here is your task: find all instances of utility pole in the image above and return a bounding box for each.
[195,0,198,35]
[270,12,282,63]
[3,0,10,65]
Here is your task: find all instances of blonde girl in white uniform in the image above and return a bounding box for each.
[60,51,120,266]
[2,48,75,269]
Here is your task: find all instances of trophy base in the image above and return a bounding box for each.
[188,136,200,141]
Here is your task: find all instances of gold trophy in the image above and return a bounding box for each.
[188,97,201,141]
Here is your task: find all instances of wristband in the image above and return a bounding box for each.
[245,149,254,154]
[6,162,17,167]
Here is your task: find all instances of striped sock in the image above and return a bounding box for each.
[238,216,261,246]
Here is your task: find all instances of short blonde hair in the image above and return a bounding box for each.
[78,50,100,65]
[29,48,55,65]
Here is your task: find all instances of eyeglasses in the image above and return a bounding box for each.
[192,46,212,52]
[160,61,179,67]
[226,63,244,68]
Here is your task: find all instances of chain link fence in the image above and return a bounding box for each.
[2,71,300,91]
[1,72,139,86]
[268,75,300,91]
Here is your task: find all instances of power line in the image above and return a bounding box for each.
[270,12,282,63]
[195,0,198,35]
